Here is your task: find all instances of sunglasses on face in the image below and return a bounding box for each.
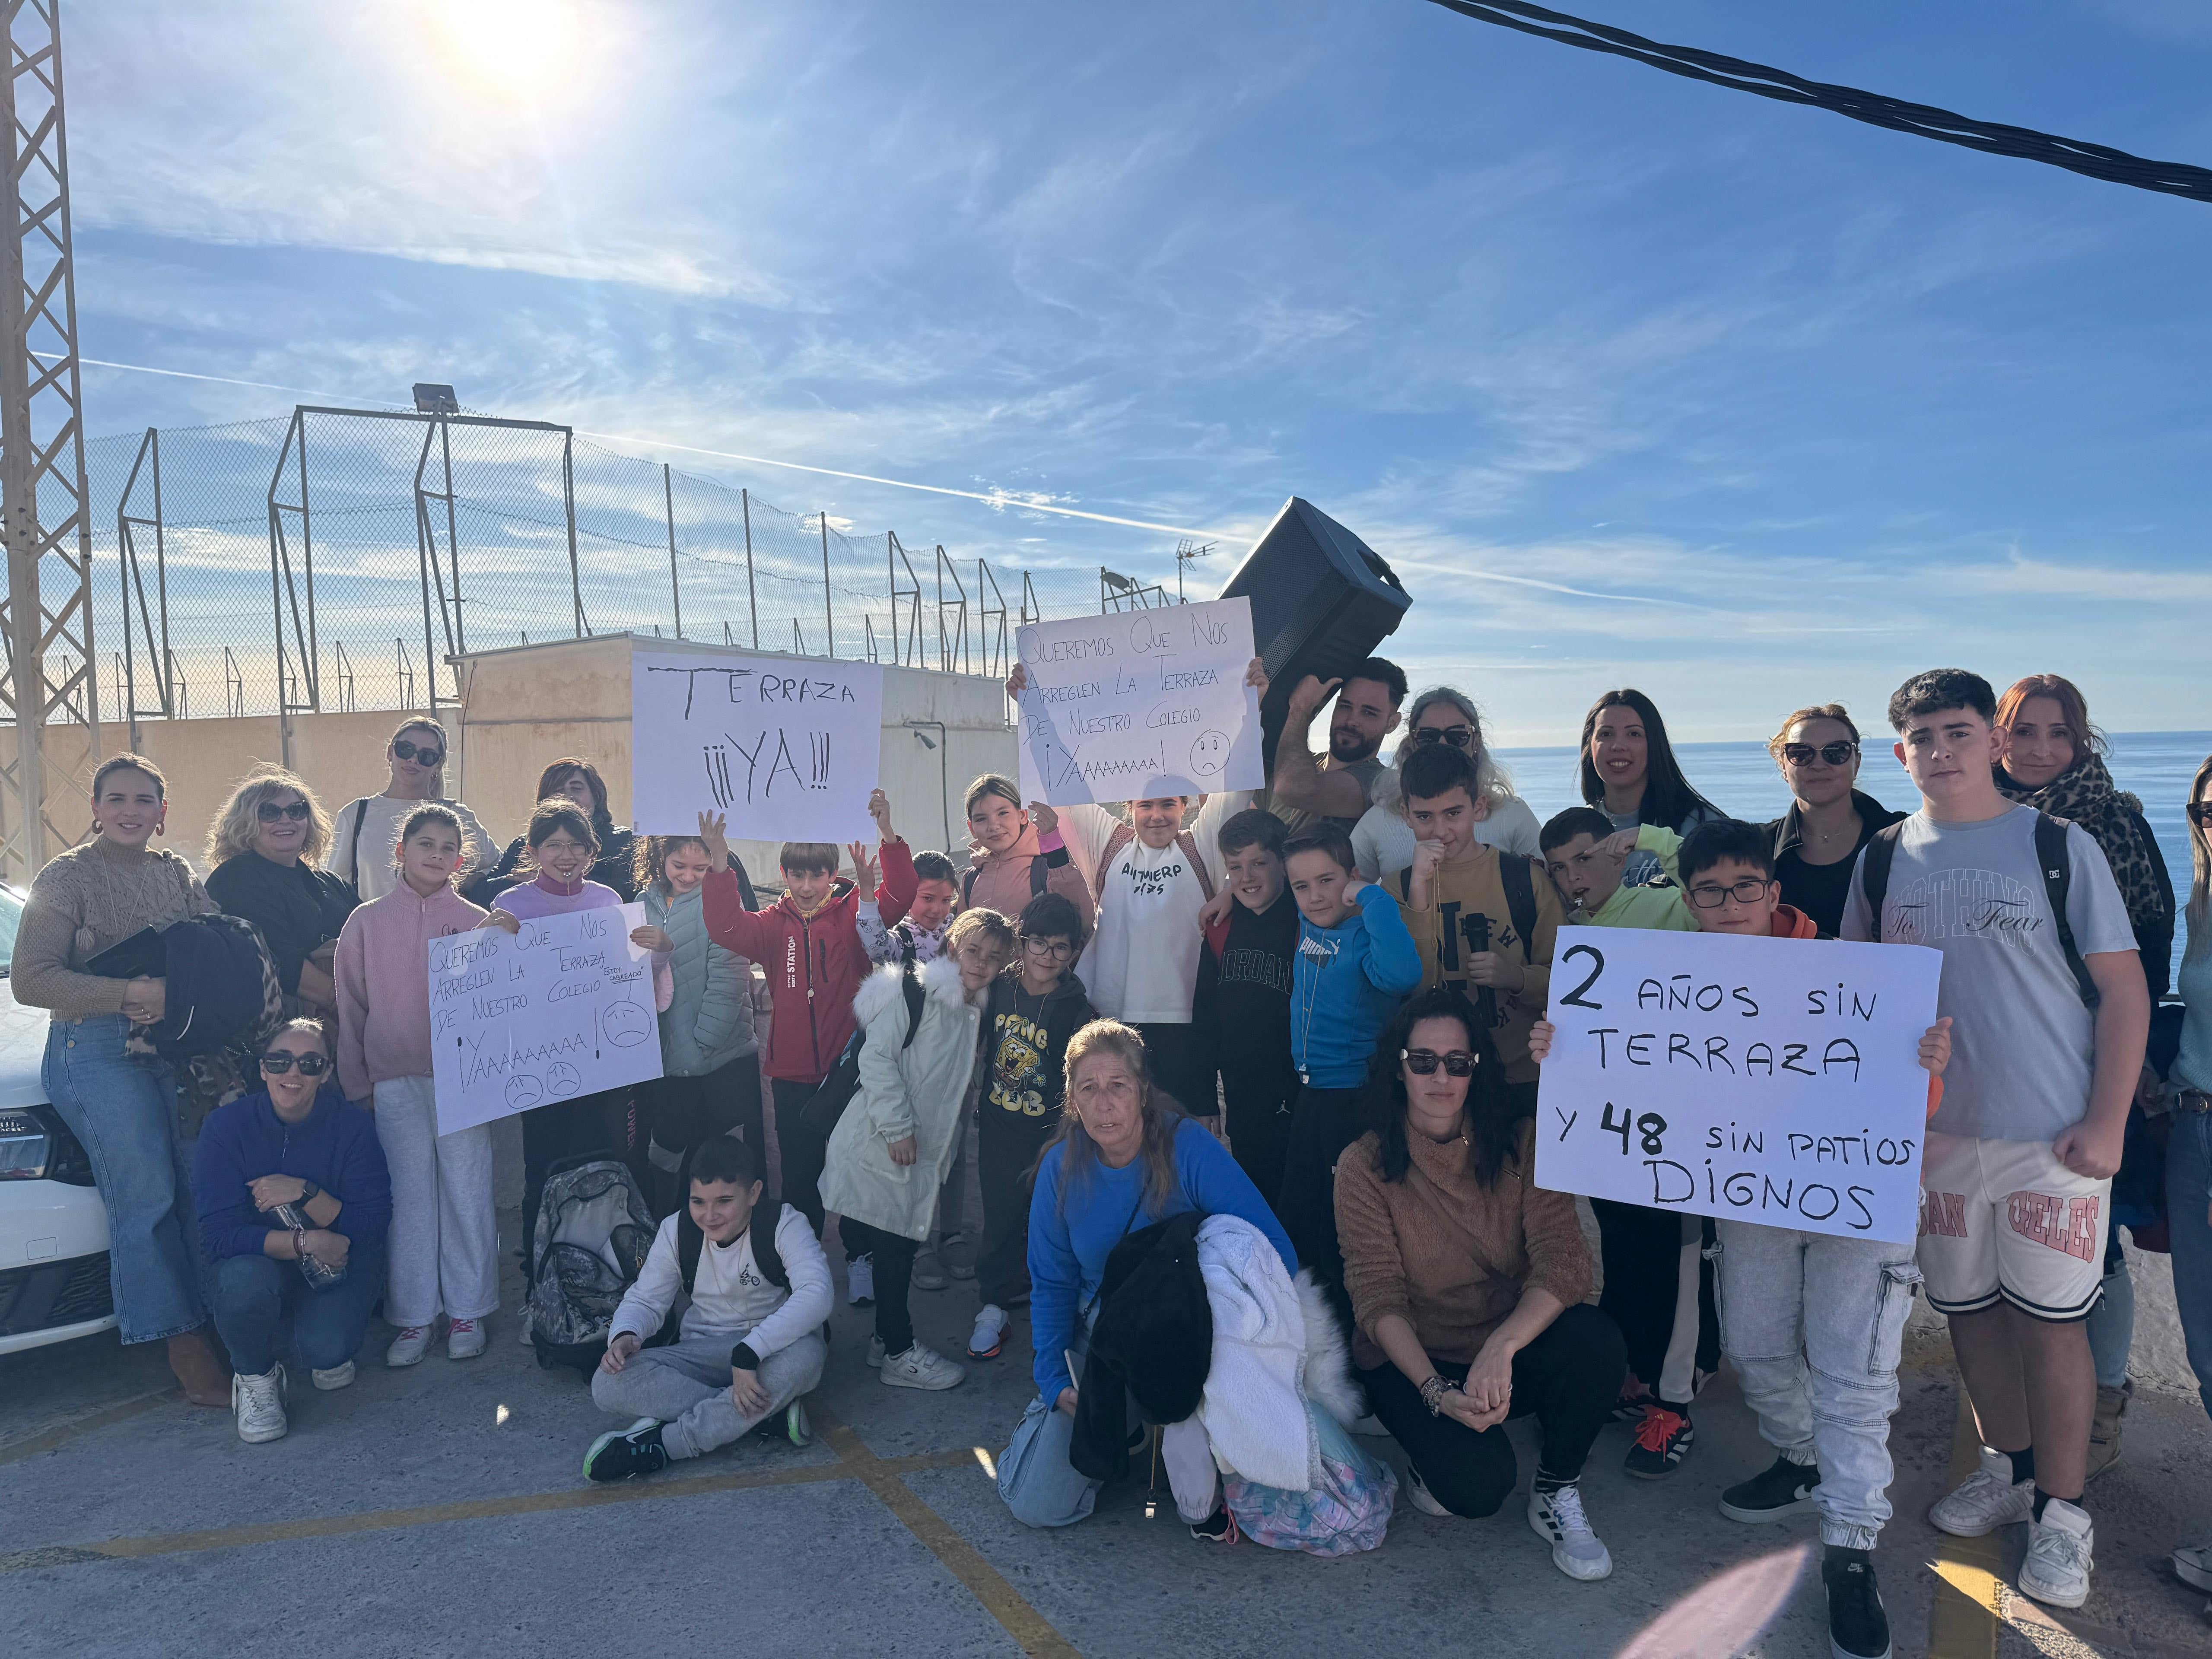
[256,799,312,823]
[1782,741,1858,768]
[1412,726,1475,751]
[1688,879,1774,909]
[391,739,443,767]
[260,1052,330,1076]
[2189,802,2212,828]
[1402,1048,1477,1077]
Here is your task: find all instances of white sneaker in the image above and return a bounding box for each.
[310,1360,355,1392]
[233,1364,289,1443]
[1928,1447,2034,1538]
[880,1342,967,1391]
[968,1304,1009,1360]
[867,1335,886,1368]
[2174,1541,2212,1592]
[847,1255,875,1306]
[446,1317,486,1360]
[1529,1482,1613,1581]
[1406,1466,1450,1517]
[2018,1498,2094,1609]
[385,1325,435,1368]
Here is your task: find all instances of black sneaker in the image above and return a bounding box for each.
[1190,1508,1239,1545]
[583,1418,669,1482]
[1823,1546,1891,1659]
[1719,1454,1822,1522]
[1611,1377,1657,1424]
[1624,1404,1694,1479]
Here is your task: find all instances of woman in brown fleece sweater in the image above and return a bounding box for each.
[1334,988,1625,1582]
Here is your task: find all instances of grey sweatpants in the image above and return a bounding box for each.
[591,1332,827,1461]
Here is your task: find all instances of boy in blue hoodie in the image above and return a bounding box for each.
[1276,823,1423,1286]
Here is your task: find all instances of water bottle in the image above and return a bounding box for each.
[274,1203,345,1288]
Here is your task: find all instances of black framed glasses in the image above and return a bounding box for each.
[1412,726,1476,751]
[2189,802,2212,828]
[260,1052,330,1076]
[256,799,312,823]
[392,738,444,767]
[1402,1048,1477,1077]
[1023,937,1076,961]
[1688,879,1774,909]
[1781,741,1858,768]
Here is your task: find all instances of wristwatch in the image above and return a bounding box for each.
[299,1179,321,1204]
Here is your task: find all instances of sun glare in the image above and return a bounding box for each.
[424,0,588,105]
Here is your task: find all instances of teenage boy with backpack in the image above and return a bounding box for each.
[1535,818,1955,1659]
[1195,807,1304,1203]
[699,795,918,1306]
[1842,668,2148,1611]
[584,1135,833,1481]
[967,892,1096,1363]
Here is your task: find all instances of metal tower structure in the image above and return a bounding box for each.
[0,0,97,883]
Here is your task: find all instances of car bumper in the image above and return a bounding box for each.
[0,1249,116,1353]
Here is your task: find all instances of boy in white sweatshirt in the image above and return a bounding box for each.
[584,1135,834,1480]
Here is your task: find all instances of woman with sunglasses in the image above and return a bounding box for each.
[326,718,493,903]
[1353,688,1541,881]
[204,771,359,1019]
[193,1019,393,1444]
[334,804,499,1366]
[1761,704,1905,940]
[1333,988,1621,1580]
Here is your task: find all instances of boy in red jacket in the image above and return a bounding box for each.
[698,789,918,1304]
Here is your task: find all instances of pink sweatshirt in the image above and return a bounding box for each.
[333,881,488,1101]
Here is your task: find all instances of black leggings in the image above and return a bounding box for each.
[1276,1085,1364,1289]
[1591,1198,1718,1408]
[976,1109,1054,1308]
[1360,1303,1626,1516]
[770,1077,866,1262]
[844,1222,920,1354]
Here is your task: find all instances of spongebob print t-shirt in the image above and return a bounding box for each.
[989,992,1058,1122]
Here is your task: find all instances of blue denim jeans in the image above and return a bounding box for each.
[2164,1110,2212,1425]
[42,1015,207,1344]
[211,1244,387,1377]
[1713,1219,1922,1550]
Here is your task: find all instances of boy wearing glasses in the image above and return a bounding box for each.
[968,892,1096,1362]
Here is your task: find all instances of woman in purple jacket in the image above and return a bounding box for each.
[193,1019,392,1445]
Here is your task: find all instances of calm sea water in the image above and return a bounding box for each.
[1489,731,2211,982]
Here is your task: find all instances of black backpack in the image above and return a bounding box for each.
[1857,811,2100,1010]
[793,959,928,1140]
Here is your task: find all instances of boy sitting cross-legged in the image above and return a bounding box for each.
[585,1134,834,1481]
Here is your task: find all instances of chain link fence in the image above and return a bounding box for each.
[78,407,1159,726]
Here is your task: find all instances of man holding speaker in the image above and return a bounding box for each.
[1256,658,1408,836]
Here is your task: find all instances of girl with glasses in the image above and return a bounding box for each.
[333,804,500,1367]
[1334,988,1622,1581]
[204,770,358,1020]
[1354,687,1541,881]
[326,718,493,902]
[1762,704,1905,940]
[192,1019,393,1444]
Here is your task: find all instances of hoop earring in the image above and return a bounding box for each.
[90,820,101,834]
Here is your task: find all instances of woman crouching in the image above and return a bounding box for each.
[1334,988,1625,1580]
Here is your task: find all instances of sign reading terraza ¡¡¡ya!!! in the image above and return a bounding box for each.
[1533,925,1943,1244]
[1013,596,1264,807]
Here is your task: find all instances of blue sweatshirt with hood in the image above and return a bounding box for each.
[1290,883,1424,1088]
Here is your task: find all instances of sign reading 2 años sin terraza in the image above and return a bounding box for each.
[631,649,884,842]
[429,903,664,1137]
[1533,924,1942,1243]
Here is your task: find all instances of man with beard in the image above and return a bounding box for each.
[1259,656,1408,836]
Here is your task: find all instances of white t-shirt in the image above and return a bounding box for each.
[1354,795,1542,880]
[1840,805,2138,1143]
[328,793,493,900]
[1062,793,1245,1025]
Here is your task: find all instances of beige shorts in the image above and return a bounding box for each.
[1916,1131,2109,1322]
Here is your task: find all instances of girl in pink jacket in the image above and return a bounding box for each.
[334,804,495,1367]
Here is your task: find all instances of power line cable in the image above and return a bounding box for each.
[1422,0,2212,204]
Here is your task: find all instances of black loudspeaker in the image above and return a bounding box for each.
[1217,498,1411,777]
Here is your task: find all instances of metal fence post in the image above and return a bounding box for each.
[663,463,681,639]
[563,432,584,639]
[821,511,833,659]
[742,487,757,648]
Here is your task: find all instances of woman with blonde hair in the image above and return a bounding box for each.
[205,770,358,1018]
[997,1019,1294,1529]
[326,717,493,902]
[1354,687,1540,880]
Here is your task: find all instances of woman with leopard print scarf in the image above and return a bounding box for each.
[1995,674,2176,997]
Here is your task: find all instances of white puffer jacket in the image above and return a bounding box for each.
[820,954,989,1243]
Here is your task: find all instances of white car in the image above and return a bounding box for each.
[0,881,118,1355]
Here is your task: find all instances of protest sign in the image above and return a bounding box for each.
[1014,596,1262,806]
[429,903,664,1137]
[632,650,884,841]
[1533,924,1942,1243]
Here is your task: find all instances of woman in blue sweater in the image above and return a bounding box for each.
[998,1019,1295,1529]
[194,1019,392,1445]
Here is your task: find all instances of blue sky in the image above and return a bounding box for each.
[66,0,2212,742]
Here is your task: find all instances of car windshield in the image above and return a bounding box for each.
[0,886,19,975]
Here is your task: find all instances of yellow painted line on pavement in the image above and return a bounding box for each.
[1924,1392,2002,1659]
[0,1443,971,1574]
[812,1405,1079,1659]
[0,1386,181,1468]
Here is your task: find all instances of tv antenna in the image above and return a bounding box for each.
[1174,539,1216,603]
